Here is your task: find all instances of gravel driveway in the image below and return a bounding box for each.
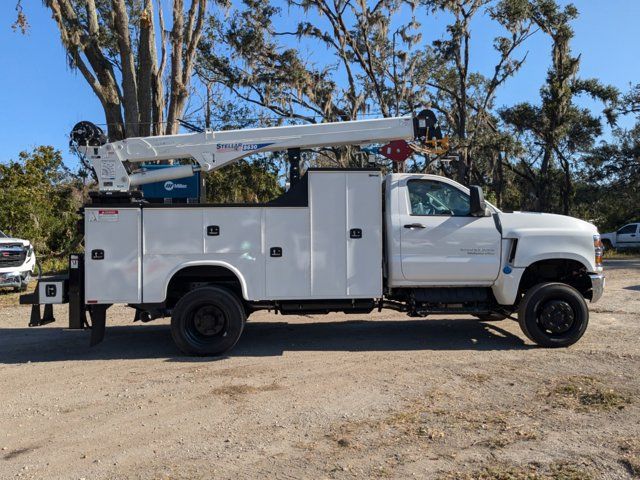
[1,259,638,479]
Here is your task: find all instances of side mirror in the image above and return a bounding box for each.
[469,185,487,216]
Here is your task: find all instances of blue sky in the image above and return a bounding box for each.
[1,1,638,169]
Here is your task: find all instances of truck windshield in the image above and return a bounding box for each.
[0,230,7,238]
[408,180,470,216]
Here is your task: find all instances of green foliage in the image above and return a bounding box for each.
[578,123,640,230]
[0,147,83,259]
[205,158,283,203]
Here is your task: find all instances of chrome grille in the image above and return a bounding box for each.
[0,245,27,268]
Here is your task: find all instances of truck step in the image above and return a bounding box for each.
[413,287,491,303]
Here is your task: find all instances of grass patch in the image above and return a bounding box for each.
[443,461,594,480]
[327,394,539,452]
[461,372,491,383]
[210,382,281,398]
[325,394,446,450]
[0,283,35,307]
[545,376,631,411]
[482,427,538,449]
[603,248,640,259]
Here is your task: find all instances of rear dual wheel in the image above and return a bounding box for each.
[171,286,246,356]
[518,282,589,348]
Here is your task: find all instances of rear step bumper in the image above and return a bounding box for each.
[18,253,107,345]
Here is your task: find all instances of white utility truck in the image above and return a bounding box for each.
[0,230,36,292]
[21,112,605,355]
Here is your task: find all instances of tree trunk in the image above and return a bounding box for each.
[494,151,504,208]
[165,0,185,135]
[560,155,572,215]
[112,0,140,138]
[137,0,156,137]
[152,0,168,136]
[538,146,553,212]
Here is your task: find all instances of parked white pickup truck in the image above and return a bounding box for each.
[601,223,640,250]
[0,230,36,291]
[21,114,606,355]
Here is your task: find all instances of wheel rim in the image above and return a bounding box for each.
[185,304,228,344]
[537,299,575,334]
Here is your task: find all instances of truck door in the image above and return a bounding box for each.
[398,178,501,284]
[616,223,639,247]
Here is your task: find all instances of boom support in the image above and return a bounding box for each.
[72,115,431,193]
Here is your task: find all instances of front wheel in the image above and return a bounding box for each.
[518,282,589,348]
[13,279,27,293]
[171,286,246,356]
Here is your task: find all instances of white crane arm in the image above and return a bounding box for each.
[74,115,431,193]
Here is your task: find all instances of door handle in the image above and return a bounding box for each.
[404,223,426,229]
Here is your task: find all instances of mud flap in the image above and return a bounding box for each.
[89,304,110,347]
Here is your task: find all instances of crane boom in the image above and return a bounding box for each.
[72,114,433,193]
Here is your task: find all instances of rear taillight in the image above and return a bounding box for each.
[594,234,604,270]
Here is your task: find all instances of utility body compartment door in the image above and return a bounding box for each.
[85,207,141,303]
[396,177,501,284]
[265,208,310,299]
[308,170,382,298]
[346,172,382,296]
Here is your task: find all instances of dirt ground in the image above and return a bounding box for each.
[0,260,639,480]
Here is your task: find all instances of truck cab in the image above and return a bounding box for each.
[384,174,603,310]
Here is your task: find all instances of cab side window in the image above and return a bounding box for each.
[618,224,638,234]
[407,180,470,216]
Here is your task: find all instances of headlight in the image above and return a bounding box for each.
[593,234,603,270]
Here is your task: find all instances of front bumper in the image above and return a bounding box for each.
[0,270,32,288]
[589,273,605,303]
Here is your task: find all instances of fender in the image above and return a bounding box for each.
[492,254,594,306]
[498,212,599,274]
[514,251,596,273]
[162,260,251,302]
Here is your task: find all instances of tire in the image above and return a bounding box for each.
[473,313,507,321]
[602,239,613,251]
[518,282,589,348]
[171,286,246,356]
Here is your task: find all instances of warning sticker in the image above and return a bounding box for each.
[101,159,116,179]
[98,209,119,222]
